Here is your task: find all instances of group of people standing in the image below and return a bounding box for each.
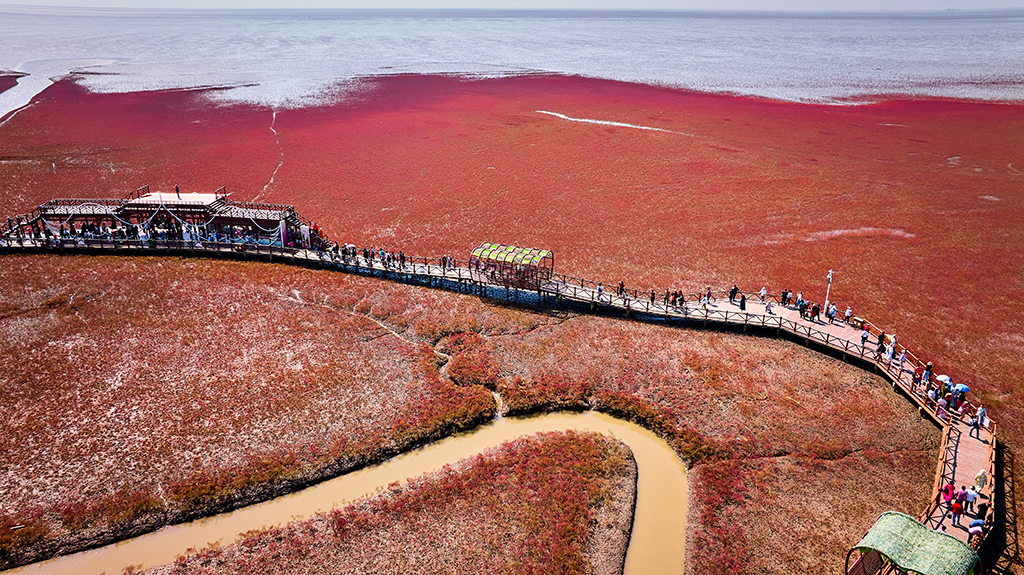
[723,285,853,324]
[335,245,409,270]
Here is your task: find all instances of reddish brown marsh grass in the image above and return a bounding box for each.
[146,431,634,575]
[0,254,938,573]
[686,449,936,575]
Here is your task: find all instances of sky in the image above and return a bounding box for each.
[2,0,1023,11]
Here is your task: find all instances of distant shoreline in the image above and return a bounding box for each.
[3,5,1024,18]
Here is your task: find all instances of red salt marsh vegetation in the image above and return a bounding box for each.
[0,74,21,96]
[147,431,635,575]
[0,254,935,573]
[0,73,1021,571]
[0,256,509,567]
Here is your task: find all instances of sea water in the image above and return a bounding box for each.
[1,7,1023,117]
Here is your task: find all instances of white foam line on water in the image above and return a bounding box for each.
[252,109,283,203]
[536,110,695,137]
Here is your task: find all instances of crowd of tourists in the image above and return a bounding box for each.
[940,473,991,544]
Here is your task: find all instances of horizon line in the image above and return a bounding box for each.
[2,3,1024,17]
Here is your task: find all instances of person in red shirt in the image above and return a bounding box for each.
[952,500,964,526]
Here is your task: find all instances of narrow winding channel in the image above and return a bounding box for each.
[6,411,688,575]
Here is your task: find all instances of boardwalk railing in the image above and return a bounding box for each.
[920,424,961,529]
[0,232,1000,553]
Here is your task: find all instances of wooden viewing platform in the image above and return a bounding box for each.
[0,229,999,565]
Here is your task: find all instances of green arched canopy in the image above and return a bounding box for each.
[847,512,980,575]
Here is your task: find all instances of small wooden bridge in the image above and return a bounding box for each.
[0,231,998,559]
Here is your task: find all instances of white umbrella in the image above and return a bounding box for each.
[936,374,952,383]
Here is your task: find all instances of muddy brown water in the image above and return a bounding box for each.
[6,412,687,575]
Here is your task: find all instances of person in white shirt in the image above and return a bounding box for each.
[965,486,978,513]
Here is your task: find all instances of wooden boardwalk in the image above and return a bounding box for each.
[0,236,999,549]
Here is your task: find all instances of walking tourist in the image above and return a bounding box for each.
[759,286,767,302]
[955,486,968,510]
[971,405,987,438]
[965,486,978,513]
[739,294,746,311]
[977,502,989,521]
[729,284,738,304]
[845,306,853,323]
[952,500,964,526]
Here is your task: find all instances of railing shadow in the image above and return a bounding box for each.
[980,446,1021,573]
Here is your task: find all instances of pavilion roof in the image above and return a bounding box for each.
[471,242,552,266]
[852,512,980,575]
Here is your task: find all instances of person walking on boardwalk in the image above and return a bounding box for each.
[861,328,870,349]
[597,283,605,302]
[739,294,746,311]
[759,286,767,303]
[706,287,713,304]
[966,486,978,513]
[942,482,955,507]
[975,469,988,492]
[971,405,987,438]
[729,284,738,304]
[650,290,655,305]
[952,500,964,526]
[845,306,853,323]
[955,486,968,510]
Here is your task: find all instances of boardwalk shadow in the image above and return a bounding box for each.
[980,445,1021,573]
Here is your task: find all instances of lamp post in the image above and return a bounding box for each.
[825,269,833,311]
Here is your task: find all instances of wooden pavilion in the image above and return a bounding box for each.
[4,185,329,250]
[469,242,554,290]
[846,512,981,575]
